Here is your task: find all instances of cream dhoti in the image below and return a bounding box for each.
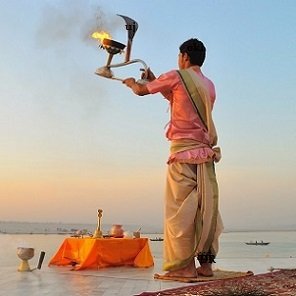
[164,158,223,271]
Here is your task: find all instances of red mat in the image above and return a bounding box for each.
[137,269,296,296]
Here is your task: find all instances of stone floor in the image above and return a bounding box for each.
[1,258,191,296]
[2,257,295,296]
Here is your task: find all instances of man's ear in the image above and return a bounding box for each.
[183,52,190,61]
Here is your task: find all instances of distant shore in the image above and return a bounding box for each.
[1,220,295,235]
[0,221,163,235]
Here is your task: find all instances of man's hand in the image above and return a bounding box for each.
[123,77,136,88]
[122,77,149,96]
[142,68,156,82]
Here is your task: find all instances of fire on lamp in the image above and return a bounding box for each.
[92,15,148,82]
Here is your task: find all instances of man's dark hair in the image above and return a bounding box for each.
[179,38,206,67]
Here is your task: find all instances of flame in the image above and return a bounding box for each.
[91,31,111,43]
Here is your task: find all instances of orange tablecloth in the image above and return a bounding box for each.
[49,237,154,270]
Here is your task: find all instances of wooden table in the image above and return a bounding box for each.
[49,237,154,270]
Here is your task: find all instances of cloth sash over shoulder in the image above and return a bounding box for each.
[170,68,221,163]
[163,68,223,272]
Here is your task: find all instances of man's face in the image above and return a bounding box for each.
[178,52,184,69]
[178,52,188,69]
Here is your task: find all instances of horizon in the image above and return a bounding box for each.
[1,220,296,234]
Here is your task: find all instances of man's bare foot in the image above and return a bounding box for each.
[162,261,197,278]
[196,263,214,277]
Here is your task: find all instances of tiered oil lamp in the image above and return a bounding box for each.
[92,14,148,82]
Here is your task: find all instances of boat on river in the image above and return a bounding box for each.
[245,240,270,246]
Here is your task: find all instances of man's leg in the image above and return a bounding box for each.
[196,252,216,276]
[163,162,198,278]
[194,162,223,276]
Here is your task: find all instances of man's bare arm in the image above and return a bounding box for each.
[123,78,150,96]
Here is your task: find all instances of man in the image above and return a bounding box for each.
[123,38,223,279]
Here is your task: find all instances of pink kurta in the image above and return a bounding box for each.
[146,67,216,164]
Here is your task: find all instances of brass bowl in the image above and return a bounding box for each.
[17,247,34,260]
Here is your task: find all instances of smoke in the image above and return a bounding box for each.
[35,1,122,48]
[33,1,125,118]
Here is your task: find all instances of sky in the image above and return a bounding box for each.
[0,0,295,231]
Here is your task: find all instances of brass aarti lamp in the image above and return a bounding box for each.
[17,247,34,272]
[17,248,46,272]
[93,209,103,238]
[92,14,148,83]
